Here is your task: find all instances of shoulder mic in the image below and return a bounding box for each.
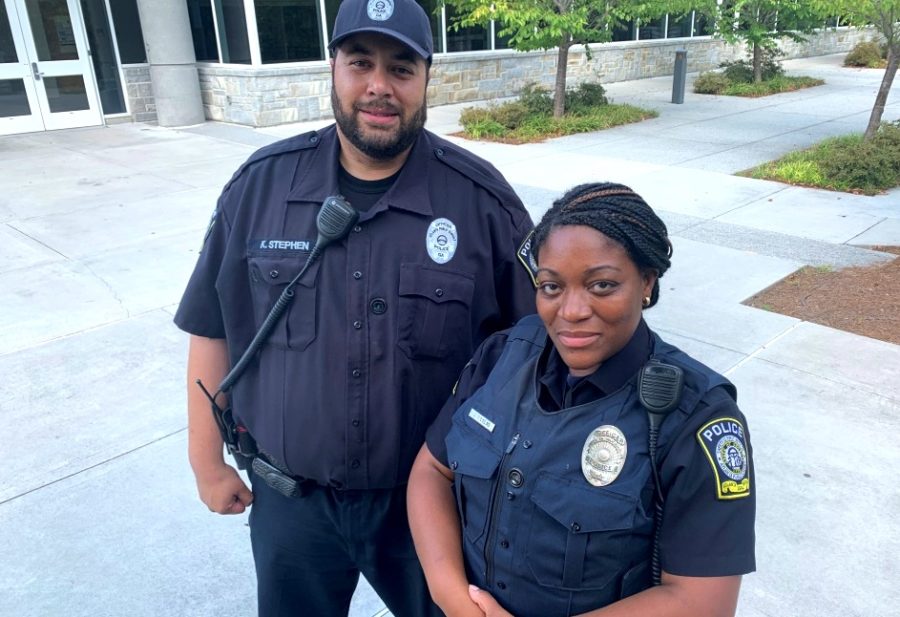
[218,195,358,393]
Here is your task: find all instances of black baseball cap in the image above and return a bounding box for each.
[330,0,434,61]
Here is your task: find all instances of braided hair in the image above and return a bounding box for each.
[532,182,673,308]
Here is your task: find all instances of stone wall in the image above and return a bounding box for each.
[121,65,157,123]
[191,27,871,128]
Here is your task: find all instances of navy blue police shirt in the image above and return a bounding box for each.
[174,124,536,490]
[426,320,756,580]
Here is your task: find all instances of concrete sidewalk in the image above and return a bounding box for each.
[1,53,898,617]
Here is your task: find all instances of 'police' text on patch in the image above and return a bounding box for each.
[696,417,751,500]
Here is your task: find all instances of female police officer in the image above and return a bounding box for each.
[407,183,755,617]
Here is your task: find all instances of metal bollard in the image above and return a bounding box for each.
[672,50,687,104]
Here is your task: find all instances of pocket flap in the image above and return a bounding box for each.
[531,473,638,533]
[399,263,475,305]
[445,417,503,479]
[248,256,319,288]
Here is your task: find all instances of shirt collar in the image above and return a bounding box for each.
[287,124,433,218]
[538,319,653,410]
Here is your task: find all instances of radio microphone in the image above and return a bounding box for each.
[218,195,358,393]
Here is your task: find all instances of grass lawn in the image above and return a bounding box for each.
[461,104,657,143]
[739,125,900,195]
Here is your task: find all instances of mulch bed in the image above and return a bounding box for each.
[744,247,900,345]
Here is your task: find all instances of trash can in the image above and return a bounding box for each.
[672,50,687,104]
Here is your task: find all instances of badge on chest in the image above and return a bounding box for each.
[581,425,627,487]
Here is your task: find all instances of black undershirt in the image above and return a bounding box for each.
[338,165,401,212]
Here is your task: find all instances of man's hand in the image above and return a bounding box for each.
[195,462,253,514]
[468,586,513,617]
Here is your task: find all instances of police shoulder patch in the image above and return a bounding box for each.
[517,230,538,287]
[696,417,751,500]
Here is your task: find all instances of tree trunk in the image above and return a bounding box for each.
[553,37,570,118]
[864,44,899,141]
[752,42,763,83]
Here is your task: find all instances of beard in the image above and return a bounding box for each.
[332,87,427,161]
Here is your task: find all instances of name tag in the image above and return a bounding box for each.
[468,408,495,433]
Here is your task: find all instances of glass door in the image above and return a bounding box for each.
[1,0,102,135]
[0,0,44,133]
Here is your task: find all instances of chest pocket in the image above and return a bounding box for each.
[526,472,644,592]
[445,416,502,547]
[247,255,321,350]
[398,263,475,359]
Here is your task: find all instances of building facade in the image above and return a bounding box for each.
[0,0,870,135]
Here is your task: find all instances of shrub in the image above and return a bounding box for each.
[518,83,554,116]
[720,55,784,83]
[693,71,730,94]
[490,102,529,129]
[844,41,887,68]
[566,82,608,113]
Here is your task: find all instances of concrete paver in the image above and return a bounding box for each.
[0,53,898,617]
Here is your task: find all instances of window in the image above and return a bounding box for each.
[81,0,126,113]
[445,4,487,52]
[668,12,692,39]
[217,0,251,63]
[256,0,323,62]
[611,19,636,42]
[109,0,146,63]
[186,0,218,61]
[639,17,665,40]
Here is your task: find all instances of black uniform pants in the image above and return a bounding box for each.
[249,472,442,617]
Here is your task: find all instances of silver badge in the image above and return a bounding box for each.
[426,218,458,264]
[581,425,627,487]
[367,0,394,21]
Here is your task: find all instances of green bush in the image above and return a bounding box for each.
[693,71,730,94]
[844,40,887,68]
[725,75,824,97]
[819,123,900,192]
[719,56,784,83]
[518,83,554,116]
[566,82,608,113]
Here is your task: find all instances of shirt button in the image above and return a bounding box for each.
[523,440,533,449]
[269,270,279,279]
[352,419,360,427]
[351,369,361,378]
[353,271,362,280]
[500,540,509,549]
[434,288,444,297]
[353,320,362,329]
[353,225,362,233]
[370,297,387,315]
[310,134,319,143]
[351,459,360,469]
[571,522,581,532]
[496,581,506,590]
[506,491,515,501]
[450,461,458,470]
[435,148,445,157]
[507,468,524,488]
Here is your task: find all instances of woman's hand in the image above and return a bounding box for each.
[468,586,513,617]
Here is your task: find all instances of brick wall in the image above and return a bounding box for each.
[185,27,872,128]
[121,65,157,123]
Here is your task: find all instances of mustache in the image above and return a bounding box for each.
[354,101,401,114]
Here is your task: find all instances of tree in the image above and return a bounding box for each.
[819,0,900,139]
[708,0,827,82]
[442,0,697,117]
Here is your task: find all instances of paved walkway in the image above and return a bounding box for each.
[1,53,898,617]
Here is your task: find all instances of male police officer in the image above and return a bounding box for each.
[174,0,536,614]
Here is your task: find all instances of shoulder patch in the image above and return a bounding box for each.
[517,230,538,287]
[696,417,750,500]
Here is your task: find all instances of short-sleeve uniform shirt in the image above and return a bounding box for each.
[175,125,536,490]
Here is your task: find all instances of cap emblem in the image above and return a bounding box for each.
[367,0,394,21]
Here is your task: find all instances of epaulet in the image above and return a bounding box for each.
[506,315,547,346]
[222,129,324,193]
[427,133,528,223]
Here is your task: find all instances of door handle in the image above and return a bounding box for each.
[31,62,43,80]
